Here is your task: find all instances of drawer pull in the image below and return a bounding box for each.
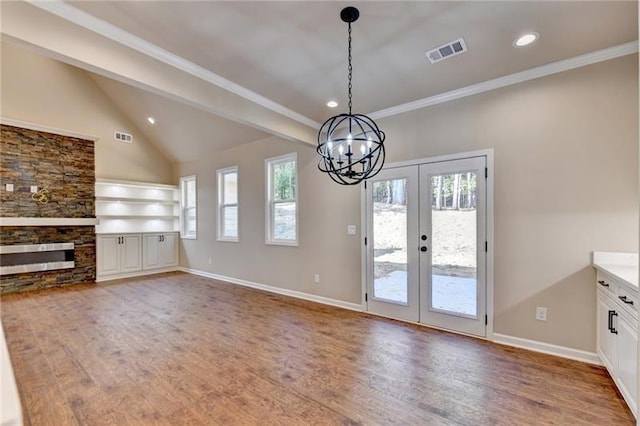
[618,295,634,305]
[610,311,618,334]
[598,280,609,287]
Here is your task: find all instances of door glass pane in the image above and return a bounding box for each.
[430,172,477,317]
[372,179,408,304]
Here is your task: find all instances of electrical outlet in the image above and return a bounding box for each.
[535,307,547,321]
[314,274,320,284]
[30,185,38,193]
[5,183,13,192]
[347,225,357,235]
[208,258,212,265]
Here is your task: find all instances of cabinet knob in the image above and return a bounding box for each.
[597,280,609,287]
[420,246,427,252]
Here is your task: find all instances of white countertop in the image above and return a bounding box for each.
[592,251,638,288]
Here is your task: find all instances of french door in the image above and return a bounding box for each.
[364,155,488,337]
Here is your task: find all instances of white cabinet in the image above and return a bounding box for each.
[97,234,142,276]
[595,270,637,417]
[596,290,617,373]
[143,233,179,270]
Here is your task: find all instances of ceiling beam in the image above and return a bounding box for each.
[1,1,318,146]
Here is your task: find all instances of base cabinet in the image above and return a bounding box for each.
[143,233,179,270]
[97,234,142,276]
[97,232,179,280]
[596,271,637,417]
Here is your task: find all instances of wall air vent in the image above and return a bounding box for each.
[114,131,133,143]
[425,38,467,64]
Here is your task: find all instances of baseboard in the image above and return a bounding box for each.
[178,267,363,312]
[493,333,601,365]
[96,267,179,282]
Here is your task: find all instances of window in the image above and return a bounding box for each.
[266,153,297,245]
[180,175,197,239]
[217,166,239,242]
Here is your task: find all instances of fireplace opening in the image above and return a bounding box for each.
[0,243,75,275]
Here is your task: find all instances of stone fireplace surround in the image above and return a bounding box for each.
[0,121,98,294]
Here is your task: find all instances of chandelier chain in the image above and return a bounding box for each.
[348,22,352,115]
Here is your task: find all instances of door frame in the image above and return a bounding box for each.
[360,149,495,340]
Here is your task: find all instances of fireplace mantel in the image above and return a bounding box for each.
[0,217,99,227]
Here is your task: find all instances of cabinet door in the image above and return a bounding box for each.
[97,235,120,276]
[143,234,162,270]
[617,313,637,415]
[161,233,179,267]
[120,235,142,273]
[596,292,618,374]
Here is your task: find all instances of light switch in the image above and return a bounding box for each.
[347,225,357,235]
[30,185,38,193]
[5,183,13,192]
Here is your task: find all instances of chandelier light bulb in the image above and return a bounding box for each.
[338,145,344,155]
[360,144,366,154]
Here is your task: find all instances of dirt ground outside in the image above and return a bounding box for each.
[373,203,477,279]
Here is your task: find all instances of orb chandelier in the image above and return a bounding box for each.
[317,6,386,186]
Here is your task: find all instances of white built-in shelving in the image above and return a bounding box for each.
[95,179,179,234]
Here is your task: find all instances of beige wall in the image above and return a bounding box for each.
[177,55,637,353]
[1,42,173,184]
[177,136,362,304]
[379,55,638,351]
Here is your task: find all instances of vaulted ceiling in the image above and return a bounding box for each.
[1,1,637,163]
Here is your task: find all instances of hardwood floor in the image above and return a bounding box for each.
[1,272,634,425]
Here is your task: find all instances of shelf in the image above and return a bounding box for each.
[96,196,178,203]
[95,179,180,235]
[98,215,178,220]
[0,217,99,227]
[96,197,178,205]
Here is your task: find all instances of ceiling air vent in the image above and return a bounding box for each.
[114,131,133,143]
[425,38,467,64]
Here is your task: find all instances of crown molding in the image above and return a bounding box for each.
[370,40,639,120]
[26,0,320,130]
[0,117,100,141]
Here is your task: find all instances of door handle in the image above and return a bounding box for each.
[611,311,618,334]
[598,280,609,287]
[618,295,633,305]
[420,246,427,252]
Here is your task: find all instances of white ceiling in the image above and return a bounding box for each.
[3,1,638,163]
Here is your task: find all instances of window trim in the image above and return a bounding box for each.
[180,175,197,240]
[217,166,239,242]
[265,153,298,246]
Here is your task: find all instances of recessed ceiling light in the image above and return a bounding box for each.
[327,100,338,108]
[513,32,539,48]
[147,117,156,124]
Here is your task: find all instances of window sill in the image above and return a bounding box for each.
[181,235,197,240]
[265,240,298,247]
[217,237,239,243]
